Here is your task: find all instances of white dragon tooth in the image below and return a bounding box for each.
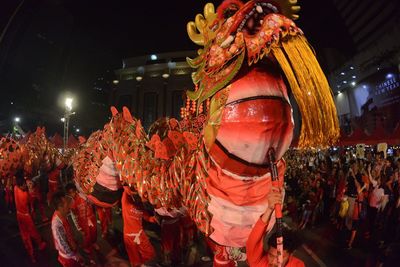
[220,35,235,48]
[256,5,263,14]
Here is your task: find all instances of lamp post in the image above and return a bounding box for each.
[13,117,21,138]
[63,98,75,153]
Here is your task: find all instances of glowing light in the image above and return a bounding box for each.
[14,117,20,122]
[338,91,341,94]
[343,81,347,84]
[61,117,65,122]
[113,80,119,84]
[307,91,311,95]
[351,81,356,86]
[162,73,170,79]
[150,54,157,60]
[65,98,73,111]
[352,75,356,78]
[340,72,345,75]
[350,66,354,70]
[386,73,393,79]
[136,76,143,81]
[76,129,80,133]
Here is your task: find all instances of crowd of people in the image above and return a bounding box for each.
[1,146,400,266]
[284,148,400,253]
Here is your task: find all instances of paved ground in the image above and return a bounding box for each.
[1,203,400,267]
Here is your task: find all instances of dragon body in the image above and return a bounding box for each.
[0,127,64,179]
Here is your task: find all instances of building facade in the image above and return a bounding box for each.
[328,0,400,135]
[112,51,198,129]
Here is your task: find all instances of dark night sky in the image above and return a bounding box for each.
[62,0,353,65]
[0,0,354,135]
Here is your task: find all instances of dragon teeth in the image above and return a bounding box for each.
[256,5,263,14]
[220,35,235,48]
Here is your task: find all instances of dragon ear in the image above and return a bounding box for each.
[122,106,134,123]
[110,106,118,117]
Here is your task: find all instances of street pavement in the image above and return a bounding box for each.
[1,204,399,267]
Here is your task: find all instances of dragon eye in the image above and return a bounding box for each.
[223,5,240,19]
[217,0,244,20]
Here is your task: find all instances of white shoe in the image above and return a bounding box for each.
[201,256,211,262]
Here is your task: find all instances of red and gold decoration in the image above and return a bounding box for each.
[71,0,339,265]
[0,127,64,179]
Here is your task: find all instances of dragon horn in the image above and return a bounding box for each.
[110,106,118,117]
[122,106,134,123]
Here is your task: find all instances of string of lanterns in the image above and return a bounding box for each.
[180,84,210,119]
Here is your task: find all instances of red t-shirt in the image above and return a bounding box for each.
[122,191,154,233]
[70,194,96,229]
[14,185,30,214]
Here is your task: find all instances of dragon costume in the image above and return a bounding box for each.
[72,0,339,265]
[0,127,64,179]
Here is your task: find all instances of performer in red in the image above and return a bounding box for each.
[66,183,98,255]
[14,171,46,263]
[180,211,195,245]
[122,187,156,267]
[47,160,65,205]
[26,173,47,222]
[97,206,112,239]
[155,206,185,265]
[246,186,304,267]
[5,176,14,214]
[51,191,83,267]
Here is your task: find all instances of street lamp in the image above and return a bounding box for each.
[63,97,75,153]
[65,98,73,111]
[13,117,22,138]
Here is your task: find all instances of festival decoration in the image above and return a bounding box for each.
[0,127,64,181]
[0,137,26,178]
[23,127,63,176]
[73,0,339,265]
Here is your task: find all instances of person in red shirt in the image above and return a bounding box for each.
[97,206,112,239]
[5,176,14,214]
[14,170,47,263]
[51,191,84,267]
[47,161,65,205]
[26,174,48,222]
[65,183,98,255]
[121,186,157,267]
[346,173,366,249]
[246,186,305,267]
